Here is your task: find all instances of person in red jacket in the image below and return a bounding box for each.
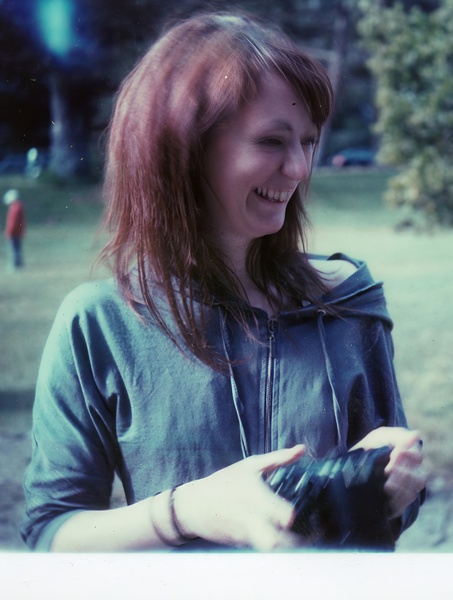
[3,188,26,270]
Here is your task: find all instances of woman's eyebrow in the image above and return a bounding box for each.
[260,119,318,138]
[266,119,292,132]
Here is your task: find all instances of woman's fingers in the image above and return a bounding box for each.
[351,426,421,452]
[350,427,427,519]
[248,518,304,552]
[384,439,427,518]
[259,485,296,529]
[385,438,423,474]
[174,446,308,550]
[252,444,306,475]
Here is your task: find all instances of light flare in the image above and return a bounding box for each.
[37,0,74,57]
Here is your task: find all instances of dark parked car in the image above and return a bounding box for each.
[330,147,376,167]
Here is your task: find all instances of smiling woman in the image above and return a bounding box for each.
[21,11,426,553]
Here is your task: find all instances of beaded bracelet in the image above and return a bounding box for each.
[169,486,197,542]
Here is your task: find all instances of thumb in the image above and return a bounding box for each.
[386,430,423,472]
[253,444,306,475]
[351,426,420,452]
[394,429,422,451]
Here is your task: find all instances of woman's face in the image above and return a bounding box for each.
[202,72,318,252]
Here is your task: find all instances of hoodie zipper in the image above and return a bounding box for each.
[265,318,277,453]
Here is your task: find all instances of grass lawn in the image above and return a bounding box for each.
[1,169,452,481]
[0,176,106,400]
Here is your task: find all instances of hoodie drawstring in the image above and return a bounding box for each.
[317,310,346,453]
[219,312,250,459]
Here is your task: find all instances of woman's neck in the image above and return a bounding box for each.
[224,247,281,316]
[209,234,283,316]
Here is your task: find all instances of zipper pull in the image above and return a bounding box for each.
[268,318,276,342]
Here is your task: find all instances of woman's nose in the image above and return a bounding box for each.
[281,145,311,181]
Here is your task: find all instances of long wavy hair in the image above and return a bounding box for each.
[100,11,334,368]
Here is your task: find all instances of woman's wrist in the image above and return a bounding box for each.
[169,486,198,542]
[169,480,202,540]
[149,487,197,547]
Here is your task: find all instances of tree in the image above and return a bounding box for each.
[238,0,375,162]
[358,0,453,226]
[0,2,51,155]
[0,0,165,180]
[0,0,375,179]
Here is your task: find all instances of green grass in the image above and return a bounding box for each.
[1,170,452,482]
[0,177,106,396]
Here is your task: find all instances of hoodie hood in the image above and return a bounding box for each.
[285,252,392,327]
[127,252,392,326]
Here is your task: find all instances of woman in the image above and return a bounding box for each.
[21,12,426,552]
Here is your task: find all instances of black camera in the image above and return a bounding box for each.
[267,445,395,549]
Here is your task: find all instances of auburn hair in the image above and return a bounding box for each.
[100,11,334,368]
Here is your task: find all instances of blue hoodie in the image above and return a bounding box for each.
[21,253,421,550]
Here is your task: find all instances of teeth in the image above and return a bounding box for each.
[255,187,291,203]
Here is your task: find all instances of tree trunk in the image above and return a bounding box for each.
[48,71,92,180]
[316,2,351,166]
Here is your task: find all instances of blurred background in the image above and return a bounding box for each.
[0,0,379,176]
[0,0,452,552]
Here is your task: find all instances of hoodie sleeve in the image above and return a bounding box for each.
[21,285,121,551]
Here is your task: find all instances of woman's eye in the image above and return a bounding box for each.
[259,138,284,147]
[302,138,318,150]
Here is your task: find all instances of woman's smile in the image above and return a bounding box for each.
[254,187,295,203]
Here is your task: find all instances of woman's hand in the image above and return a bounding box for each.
[174,445,310,551]
[351,427,427,518]
[51,445,308,552]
